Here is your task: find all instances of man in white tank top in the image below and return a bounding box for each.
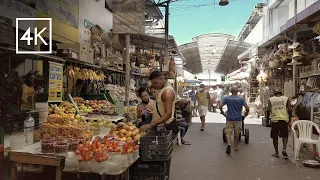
[140,71,178,136]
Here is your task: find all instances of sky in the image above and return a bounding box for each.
[162,0,267,45]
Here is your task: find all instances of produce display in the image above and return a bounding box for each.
[109,122,146,143]
[48,101,76,115]
[73,97,117,115]
[34,108,93,142]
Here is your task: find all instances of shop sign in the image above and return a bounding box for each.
[83,19,106,33]
[0,0,37,31]
[48,61,64,102]
[79,0,113,44]
[35,0,79,28]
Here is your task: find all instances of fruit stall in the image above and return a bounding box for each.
[9,97,146,179]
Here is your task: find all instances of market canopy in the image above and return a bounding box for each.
[178,42,202,74]
[215,40,252,74]
[179,33,252,75]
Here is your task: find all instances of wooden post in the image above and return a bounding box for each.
[125,34,131,106]
[259,81,264,116]
[0,145,3,180]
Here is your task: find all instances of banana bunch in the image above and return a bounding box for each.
[124,106,137,119]
[95,70,106,81]
[74,69,106,81]
[65,68,75,78]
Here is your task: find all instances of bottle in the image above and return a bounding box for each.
[24,114,35,146]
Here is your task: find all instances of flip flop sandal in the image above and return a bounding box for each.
[282,151,288,158]
[226,145,231,155]
[182,141,191,145]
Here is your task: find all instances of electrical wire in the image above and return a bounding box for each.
[170,0,252,11]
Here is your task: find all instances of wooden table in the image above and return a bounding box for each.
[9,151,65,180]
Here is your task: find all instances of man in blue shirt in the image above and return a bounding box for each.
[189,87,197,117]
[219,86,250,155]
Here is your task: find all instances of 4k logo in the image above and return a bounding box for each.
[16,18,52,54]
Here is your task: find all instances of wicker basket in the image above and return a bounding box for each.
[269,61,281,68]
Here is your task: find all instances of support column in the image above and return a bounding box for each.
[163,2,170,72]
[292,0,298,97]
[125,34,130,106]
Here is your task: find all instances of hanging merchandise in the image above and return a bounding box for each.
[48,62,64,102]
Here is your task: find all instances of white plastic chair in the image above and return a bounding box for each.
[291,120,320,160]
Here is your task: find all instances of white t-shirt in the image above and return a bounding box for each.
[215,88,223,100]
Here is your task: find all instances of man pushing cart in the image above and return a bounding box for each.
[219,86,250,155]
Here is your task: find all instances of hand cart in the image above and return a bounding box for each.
[222,115,249,144]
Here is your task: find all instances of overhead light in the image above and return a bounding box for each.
[219,0,229,6]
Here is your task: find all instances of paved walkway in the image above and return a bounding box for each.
[170,112,319,180]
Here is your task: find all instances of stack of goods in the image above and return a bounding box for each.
[34,102,93,142]
[104,84,137,102]
[34,113,93,141]
[131,130,173,180]
[108,122,146,143]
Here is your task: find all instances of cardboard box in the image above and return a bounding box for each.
[57,44,88,62]
[79,45,87,62]
[87,47,94,64]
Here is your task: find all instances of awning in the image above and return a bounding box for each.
[178,42,202,74]
[184,79,202,83]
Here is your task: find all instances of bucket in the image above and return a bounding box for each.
[35,102,48,109]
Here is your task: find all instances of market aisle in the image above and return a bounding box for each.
[170,112,319,180]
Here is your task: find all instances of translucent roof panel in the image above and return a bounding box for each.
[192,33,235,74]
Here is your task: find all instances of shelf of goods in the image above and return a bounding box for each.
[104,84,138,105]
[249,80,259,103]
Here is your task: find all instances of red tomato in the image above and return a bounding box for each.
[75,150,81,155]
[78,156,84,162]
[107,147,113,152]
[77,144,84,151]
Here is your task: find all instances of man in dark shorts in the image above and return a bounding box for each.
[267,88,292,158]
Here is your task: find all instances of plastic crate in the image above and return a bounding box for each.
[131,160,167,175]
[140,148,173,162]
[1,110,40,132]
[131,171,168,180]
[140,130,173,146]
[1,114,25,132]
[140,141,173,155]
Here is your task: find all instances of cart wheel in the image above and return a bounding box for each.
[223,128,227,142]
[245,128,249,144]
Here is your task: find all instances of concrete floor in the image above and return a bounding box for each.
[169,112,320,180]
[3,112,320,180]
